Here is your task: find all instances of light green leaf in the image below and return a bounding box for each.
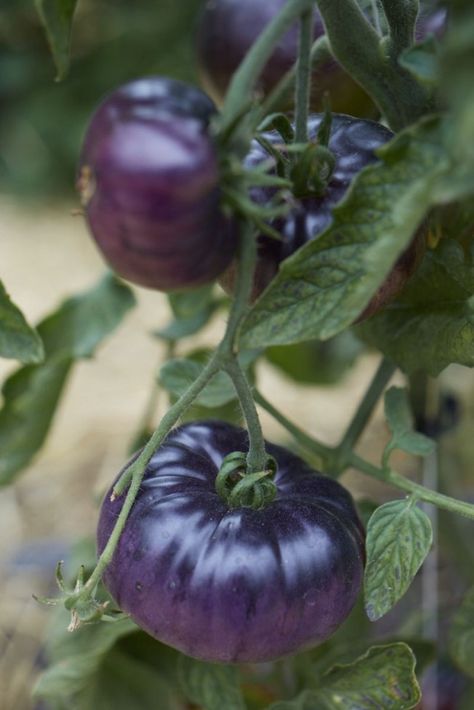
[35,0,78,80]
[449,585,474,679]
[0,279,44,363]
[178,655,246,710]
[384,387,435,463]
[268,643,420,710]
[241,115,450,349]
[364,500,433,622]
[399,36,440,85]
[0,274,135,485]
[358,240,474,375]
[156,285,220,341]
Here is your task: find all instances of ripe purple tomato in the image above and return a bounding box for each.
[78,77,237,292]
[196,1,447,114]
[220,113,424,319]
[97,421,365,663]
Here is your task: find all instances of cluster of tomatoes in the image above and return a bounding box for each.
[82,1,446,664]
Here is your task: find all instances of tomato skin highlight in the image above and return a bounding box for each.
[78,77,237,292]
[97,421,365,663]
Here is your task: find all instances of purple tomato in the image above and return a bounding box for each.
[78,77,237,291]
[220,113,424,319]
[97,420,365,663]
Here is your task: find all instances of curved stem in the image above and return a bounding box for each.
[226,359,267,473]
[253,389,334,463]
[294,9,313,144]
[219,0,314,134]
[338,357,396,455]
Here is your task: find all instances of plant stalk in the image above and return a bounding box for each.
[294,8,313,144]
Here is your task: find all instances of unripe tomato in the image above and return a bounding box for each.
[78,77,237,291]
[220,113,424,320]
[97,421,365,663]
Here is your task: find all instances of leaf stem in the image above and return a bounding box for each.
[226,359,267,472]
[294,8,313,144]
[338,357,396,455]
[379,0,418,55]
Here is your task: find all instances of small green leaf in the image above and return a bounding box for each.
[35,0,78,80]
[384,387,435,463]
[241,115,450,349]
[449,585,474,679]
[0,274,135,485]
[160,350,259,409]
[268,643,420,710]
[0,279,44,363]
[156,286,220,341]
[399,36,440,84]
[358,240,474,375]
[178,655,246,710]
[364,500,433,621]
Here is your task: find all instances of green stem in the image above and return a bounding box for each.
[294,9,313,144]
[338,357,396,455]
[350,453,474,522]
[261,36,330,117]
[379,0,418,54]
[253,389,334,463]
[219,0,314,134]
[226,359,267,472]
[315,0,432,130]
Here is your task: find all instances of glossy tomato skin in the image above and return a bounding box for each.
[196,0,372,115]
[221,113,424,316]
[97,421,365,663]
[78,77,236,292]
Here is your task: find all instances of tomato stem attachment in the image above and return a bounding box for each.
[216,451,277,509]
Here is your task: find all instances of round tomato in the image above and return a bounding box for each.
[97,420,365,663]
[78,77,237,292]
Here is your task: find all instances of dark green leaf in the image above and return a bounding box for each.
[449,585,474,679]
[399,36,440,84]
[384,387,435,463]
[178,655,246,710]
[160,350,259,409]
[358,240,474,375]
[241,116,450,349]
[0,279,44,363]
[0,274,135,485]
[268,643,420,709]
[35,0,78,80]
[364,500,433,621]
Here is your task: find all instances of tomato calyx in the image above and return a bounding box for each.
[215,450,278,509]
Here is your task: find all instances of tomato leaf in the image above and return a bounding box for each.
[267,643,420,709]
[241,115,449,349]
[383,387,435,465]
[364,500,433,622]
[0,279,44,363]
[0,274,135,485]
[34,0,78,80]
[156,285,221,341]
[178,655,246,710]
[357,240,474,375]
[449,585,474,679]
[160,350,259,409]
[399,36,440,85]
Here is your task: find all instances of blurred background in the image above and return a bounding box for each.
[1,1,473,708]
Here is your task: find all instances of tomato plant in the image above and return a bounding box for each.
[2,0,474,709]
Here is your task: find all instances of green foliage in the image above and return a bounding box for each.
[35,0,78,80]
[449,585,474,679]
[364,499,433,622]
[267,643,420,709]
[399,36,440,85]
[383,387,435,464]
[0,279,44,363]
[358,240,474,375]
[156,286,222,341]
[0,274,135,485]
[178,656,246,710]
[241,115,450,349]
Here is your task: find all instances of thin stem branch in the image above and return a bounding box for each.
[219,0,314,133]
[254,389,334,462]
[226,359,267,472]
[261,36,330,117]
[379,0,418,54]
[294,9,313,144]
[338,357,396,454]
